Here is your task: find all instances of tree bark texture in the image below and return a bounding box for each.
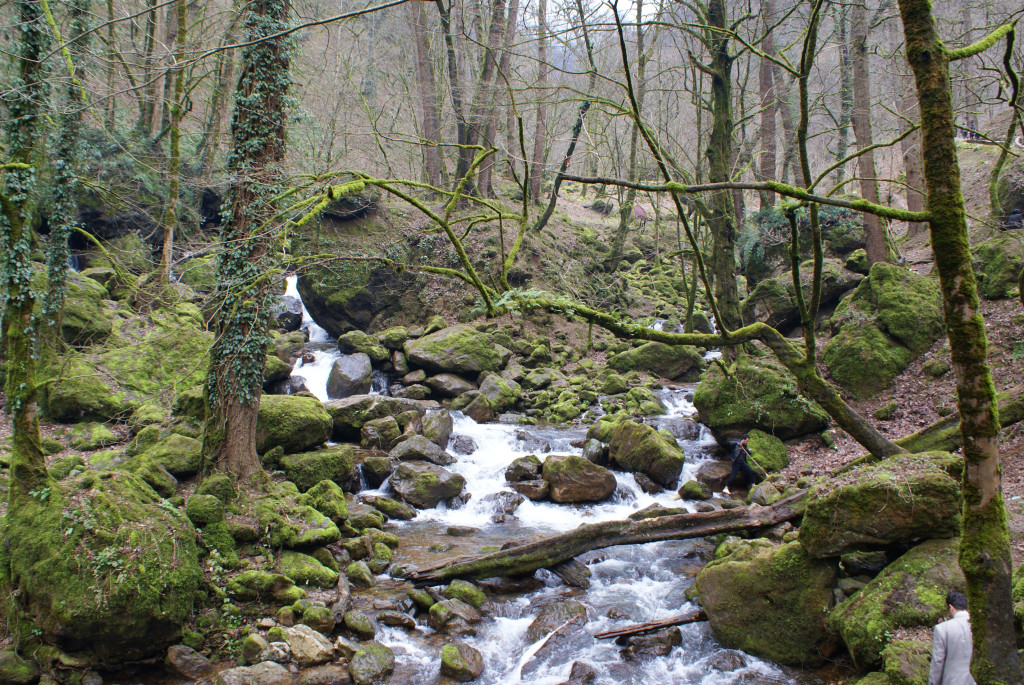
[851,2,886,265]
[410,1,444,187]
[469,0,507,197]
[834,3,854,188]
[898,70,926,237]
[898,3,1023,681]
[202,0,291,481]
[528,0,548,203]
[757,0,777,211]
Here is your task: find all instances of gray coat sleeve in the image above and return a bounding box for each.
[929,623,947,685]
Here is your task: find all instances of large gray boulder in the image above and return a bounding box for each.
[404,325,510,375]
[542,455,616,503]
[326,353,372,399]
[389,435,455,466]
[390,461,466,508]
[325,394,429,441]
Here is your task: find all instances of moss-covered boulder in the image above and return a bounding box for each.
[403,325,510,375]
[607,420,685,487]
[0,647,39,685]
[325,394,426,441]
[277,551,339,588]
[32,268,113,346]
[119,454,178,498]
[255,395,332,455]
[800,453,961,558]
[1014,562,1024,640]
[693,354,829,441]
[881,638,930,685]
[139,433,202,477]
[542,454,616,503]
[441,643,485,682]
[41,305,211,422]
[348,640,395,685]
[746,429,788,473]
[477,374,521,414]
[278,445,358,492]
[606,342,705,381]
[823,263,944,399]
[226,571,306,604]
[297,480,349,523]
[390,461,466,509]
[741,258,863,330]
[0,471,202,664]
[972,233,1024,299]
[255,487,342,549]
[693,538,839,666]
[829,538,964,671]
[69,422,118,451]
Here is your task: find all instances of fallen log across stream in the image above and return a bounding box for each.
[593,609,708,640]
[399,490,808,586]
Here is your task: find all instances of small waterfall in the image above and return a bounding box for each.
[284,274,330,343]
[370,369,389,395]
[67,254,82,272]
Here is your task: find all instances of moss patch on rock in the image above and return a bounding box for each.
[256,395,332,455]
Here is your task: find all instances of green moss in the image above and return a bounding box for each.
[254,489,341,549]
[200,521,239,567]
[881,638,930,685]
[119,454,178,498]
[338,330,389,362]
[607,420,685,487]
[277,550,339,588]
[196,472,237,503]
[69,422,118,451]
[278,446,357,492]
[443,579,487,608]
[829,538,965,671]
[185,494,225,526]
[403,324,509,375]
[746,429,788,473]
[226,570,306,603]
[693,355,829,440]
[32,268,113,347]
[874,401,898,420]
[0,471,202,664]
[297,480,349,523]
[139,433,202,477]
[607,342,705,381]
[255,395,332,455]
[972,234,1023,299]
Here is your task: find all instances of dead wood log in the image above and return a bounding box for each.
[399,490,808,585]
[594,609,708,640]
[547,558,591,588]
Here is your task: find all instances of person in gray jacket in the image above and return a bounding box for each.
[929,591,976,685]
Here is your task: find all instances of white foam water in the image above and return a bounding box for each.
[285,274,330,343]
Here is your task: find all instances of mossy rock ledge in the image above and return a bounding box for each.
[606,420,685,488]
[740,258,862,330]
[693,538,840,666]
[799,452,961,558]
[606,341,705,381]
[0,471,202,664]
[693,354,829,441]
[255,395,333,455]
[829,538,965,672]
[972,233,1024,300]
[403,324,510,376]
[822,263,944,399]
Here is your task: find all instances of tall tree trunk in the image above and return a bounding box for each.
[706,0,741,336]
[528,0,549,203]
[898,3,1023,682]
[137,0,159,134]
[851,2,886,265]
[162,0,187,281]
[410,1,444,187]
[196,0,241,176]
[2,0,50,500]
[104,0,116,130]
[774,66,800,185]
[898,70,926,238]
[501,0,521,167]
[473,0,507,198]
[834,2,854,188]
[202,0,291,481]
[757,0,777,210]
[435,0,475,194]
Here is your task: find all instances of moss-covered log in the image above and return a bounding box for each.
[898,2,1023,681]
[400,490,807,585]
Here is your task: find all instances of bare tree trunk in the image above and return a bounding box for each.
[410,1,444,187]
[898,70,926,238]
[501,0,521,167]
[162,0,187,282]
[203,0,291,481]
[757,0,777,210]
[473,0,507,197]
[528,0,548,203]
[834,2,854,188]
[196,0,241,176]
[104,0,116,130]
[774,66,799,185]
[435,0,474,193]
[898,3,1023,681]
[137,0,159,134]
[851,2,886,265]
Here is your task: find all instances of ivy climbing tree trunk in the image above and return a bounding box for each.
[202,0,291,481]
[1,0,51,500]
[897,3,1024,682]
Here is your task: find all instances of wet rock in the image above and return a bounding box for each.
[696,460,732,493]
[656,416,701,442]
[360,416,401,451]
[425,373,477,397]
[747,481,781,506]
[393,384,431,400]
[300,664,351,685]
[216,661,292,685]
[361,494,416,521]
[256,395,333,455]
[274,296,303,332]
[509,479,549,500]
[707,649,747,672]
[608,342,705,381]
[476,576,545,594]
[607,420,685,488]
[327,353,373,399]
[343,610,377,640]
[694,502,717,513]
[505,454,543,482]
[628,504,686,520]
[391,350,410,376]
[620,627,682,660]
[301,605,336,634]
[428,599,482,636]
[258,642,291,663]
[390,461,466,508]
[441,643,485,682]
[446,525,477,537]
[379,610,416,630]
[278,445,358,493]
[678,480,711,501]
[633,473,664,495]
[360,456,394,489]
[348,641,394,685]
[346,561,375,588]
[840,550,889,577]
[275,624,334,667]
[404,325,510,376]
[542,454,616,503]
[557,661,597,685]
[482,491,525,520]
[389,434,455,466]
[167,645,216,680]
[515,430,552,453]
[477,374,521,414]
[460,392,494,423]
[443,579,487,609]
[347,504,386,531]
[422,409,454,448]
[227,571,305,604]
[526,599,588,642]
[580,439,608,466]
[451,434,478,455]
[334,636,360,659]
[402,369,426,385]
[325,394,427,442]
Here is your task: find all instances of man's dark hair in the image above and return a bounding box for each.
[946,591,968,611]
